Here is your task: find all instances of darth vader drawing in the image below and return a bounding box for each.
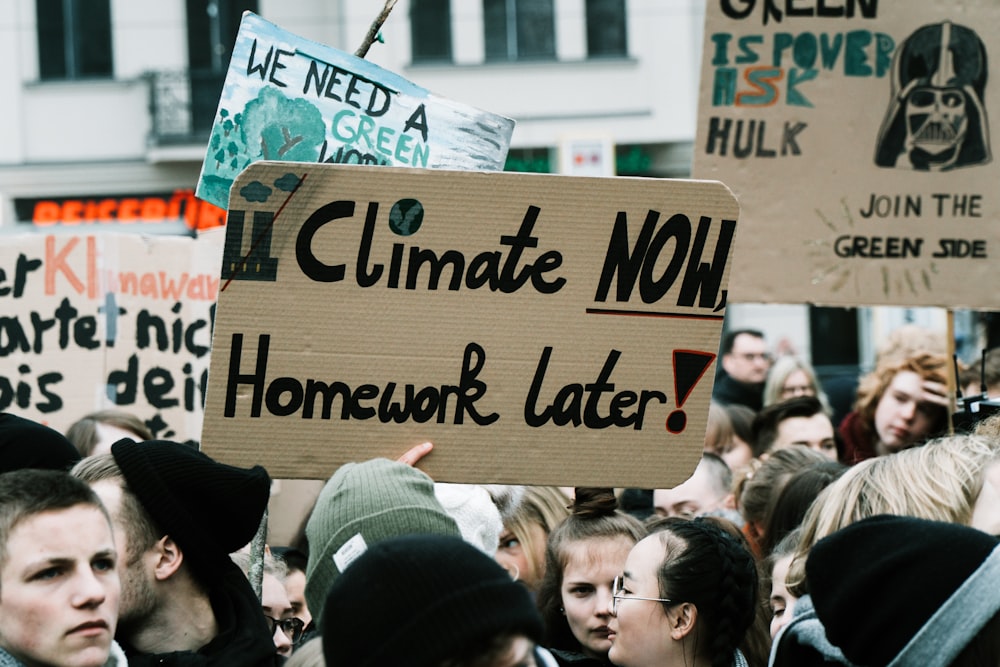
[875,21,991,171]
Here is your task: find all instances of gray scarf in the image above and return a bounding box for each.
[0,641,128,666]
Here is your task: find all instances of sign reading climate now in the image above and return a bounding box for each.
[201,163,739,488]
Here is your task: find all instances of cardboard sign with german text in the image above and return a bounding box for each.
[200,163,739,487]
[692,0,1000,308]
[0,231,223,443]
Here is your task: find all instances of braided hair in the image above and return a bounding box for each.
[650,517,759,667]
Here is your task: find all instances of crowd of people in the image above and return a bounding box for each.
[0,323,998,666]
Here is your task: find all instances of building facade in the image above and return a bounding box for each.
[0,0,701,235]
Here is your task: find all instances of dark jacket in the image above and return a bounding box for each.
[120,564,282,667]
[769,596,855,667]
[548,648,611,666]
[712,372,764,412]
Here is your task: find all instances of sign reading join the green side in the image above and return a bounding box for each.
[692,0,1000,308]
[196,12,514,210]
[200,163,740,488]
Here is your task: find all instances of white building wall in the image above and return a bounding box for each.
[2,0,704,165]
[2,1,32,165]
[21,80,149,162]
[368,0,705,149]
[111,0,188,76]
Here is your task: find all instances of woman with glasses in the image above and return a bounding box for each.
[536,488,646,665]
[762,356,832,414]
[231,550,305,658]
[607,518,762,667]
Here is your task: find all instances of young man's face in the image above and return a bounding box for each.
[771,413,838,461]
[88,479,157,625]
[0,504,119,667]
[874,371,937,452]
[652,460,728,519]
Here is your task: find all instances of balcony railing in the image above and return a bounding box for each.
[146,69,226,146]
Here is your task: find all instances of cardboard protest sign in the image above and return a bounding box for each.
[196,12,515,211]
[692,1,1000,308]
[0,231,223,444]
[200,162,739,487]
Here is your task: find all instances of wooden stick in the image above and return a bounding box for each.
[947,308,956,434]
[249,508,268,599]
[356,0,399,58]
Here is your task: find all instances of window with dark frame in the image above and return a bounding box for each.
[483,0,556,62]
[586,0,627,58]
[410,0,453,63]
[185,0,259,134]
[37,0,113,80]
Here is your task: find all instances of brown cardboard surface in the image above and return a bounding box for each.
[201,163,739,487]
[692,2,1000,308]
[0,231,223,441]
[266,479,324,546]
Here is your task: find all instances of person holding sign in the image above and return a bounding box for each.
[836,352,950,463]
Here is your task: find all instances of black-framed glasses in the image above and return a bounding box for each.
[611,575,673,615]
[264,616,305,642]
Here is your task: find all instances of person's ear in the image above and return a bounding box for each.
[669,602,699,641]
[721,491,737,510]
[152,536,184,581]
[721,353,734,374]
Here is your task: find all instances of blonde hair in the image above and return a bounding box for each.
[787,435,1000,596]
[763,356,832,413]
[876,324,947,364]
[974,413,1000,439]
[704,401,735,455]
[738,446,829,528]
[65,409,153,457]
[503,486,570,586]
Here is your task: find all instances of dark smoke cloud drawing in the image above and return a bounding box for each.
[875,21,991,171]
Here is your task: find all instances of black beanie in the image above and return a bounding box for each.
[0,413,80,472]
[110,438,271,576]
[322,534,544,666]
[807,514,1000,667]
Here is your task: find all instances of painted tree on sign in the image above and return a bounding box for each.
[241,87,325,162]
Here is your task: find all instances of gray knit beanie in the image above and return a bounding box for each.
[304,458,460,624]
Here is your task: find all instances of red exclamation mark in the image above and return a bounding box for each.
[667,350,717,434]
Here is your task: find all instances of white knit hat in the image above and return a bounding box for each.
[434,483,504,556]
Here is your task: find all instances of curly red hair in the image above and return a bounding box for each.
[854,352,950,439]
